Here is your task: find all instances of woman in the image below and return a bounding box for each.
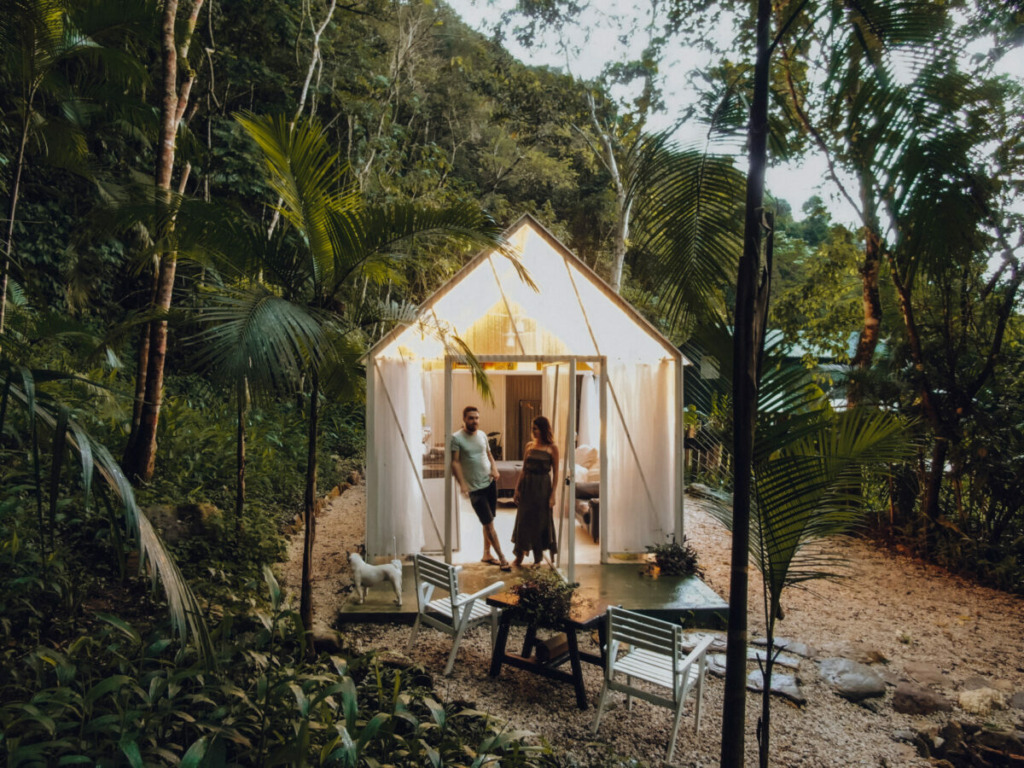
[511,416,559,567]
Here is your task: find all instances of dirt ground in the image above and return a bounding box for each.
[279,483,1024,767]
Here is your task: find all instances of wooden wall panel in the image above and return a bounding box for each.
[505,375,542,460]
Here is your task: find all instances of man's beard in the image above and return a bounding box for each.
[465,424,477,433]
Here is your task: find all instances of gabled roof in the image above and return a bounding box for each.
[368,213,683,363]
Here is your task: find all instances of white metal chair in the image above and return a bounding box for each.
[592,606,715,763]
[408,554,505,676]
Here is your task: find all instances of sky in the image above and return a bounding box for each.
[448,0,860,224]
[447,0,1022,228]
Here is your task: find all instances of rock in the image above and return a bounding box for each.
[749,647,802,670]
[817,657,887,701]
[817,642,887,665]
[892,729,917,744]
[751,636,816,658]
[144,502,223,543]
[686,483,732,503]
[858,697,885,713]
[958,687,1007,715]
[903,661,952,688]
[974,728,1024,756]
[702,646,801,674]
[1011,691,1024,710]
[877,667,901,686]
[313,629,345,653]
[707,653,726,678]
[893,682,953,714]
[962,674,992,690]
[746,670,807,706]
[681,631,727,654]
[348,470,361,486]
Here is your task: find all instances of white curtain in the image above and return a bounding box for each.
[368,357,428,558]
[577,371,599,448]
[541,363,574,554]
[604,359,675,552]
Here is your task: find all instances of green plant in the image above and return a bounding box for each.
[0,562,558,766]
[509,570,577,630]
[645,534,701,577]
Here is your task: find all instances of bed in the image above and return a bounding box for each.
[495,460,523,495]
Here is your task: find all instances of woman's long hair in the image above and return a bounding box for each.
[533,416,554,445]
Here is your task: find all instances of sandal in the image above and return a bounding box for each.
[480,557,501,566]
[499,561,512,572]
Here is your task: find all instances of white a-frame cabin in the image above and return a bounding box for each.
[364,214,686,581]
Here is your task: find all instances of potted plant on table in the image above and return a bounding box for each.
[644,534,702,578]
[510,569,578,630]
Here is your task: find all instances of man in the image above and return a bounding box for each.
[451,406,511,571]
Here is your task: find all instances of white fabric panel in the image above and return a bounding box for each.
[540,363,571,532]
[422,369,444,453]
[604,360,676,552]
[577,371,599,448]
[368,357,427,558]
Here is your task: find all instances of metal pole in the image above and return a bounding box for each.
[366,357,377,559]
[444,356,453,563]
[675,359,685,541]
[567,359,577,583]
[599,360,608,563]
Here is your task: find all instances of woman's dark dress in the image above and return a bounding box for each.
[512,449,558,557]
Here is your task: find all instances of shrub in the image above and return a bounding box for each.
[645,534,701,577]
[510,569,578,630]
[0,567,557,767]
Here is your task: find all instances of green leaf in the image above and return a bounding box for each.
[84,675,131,708]
[180,736,209,768]
[95,613,141,646]
[119,736,144,768]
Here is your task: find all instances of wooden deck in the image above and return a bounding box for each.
[336,563,728,628]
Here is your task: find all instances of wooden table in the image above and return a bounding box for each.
[486,590,608,710]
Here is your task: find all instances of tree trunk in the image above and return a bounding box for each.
[123,0,204,482]
[1,102,34,335]
[721,0,773,765]
[235,376,248,532]
[923,435,947,529]
[758,601,780,768]
[123,257,160,463]
[585,93,630,293]
[848,229,882,399]
[301,369,320,658]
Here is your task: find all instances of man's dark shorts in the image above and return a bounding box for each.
[468,481,497,526]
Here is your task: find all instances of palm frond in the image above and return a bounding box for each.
[235,112,358,290]
[0,362,213,663]
[191,284,330,392]
[329,201,508,293]
[628,135,744,330]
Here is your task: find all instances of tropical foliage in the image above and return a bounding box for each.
[1,0,1023,765]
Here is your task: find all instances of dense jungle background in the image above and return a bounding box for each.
[1,0,1022,764]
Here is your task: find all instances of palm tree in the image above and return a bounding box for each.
[0,0,149,334]
[631,2,979,761]
[210,113,505,654]
[702,345,912,767]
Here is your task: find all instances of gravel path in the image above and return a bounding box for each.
[280,483,1024,767]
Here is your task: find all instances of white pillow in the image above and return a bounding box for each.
[576,444,599,469]
[575,464,589,480]
[586,467,601,483]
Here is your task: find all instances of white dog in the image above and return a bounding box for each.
[349,551,403,606]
